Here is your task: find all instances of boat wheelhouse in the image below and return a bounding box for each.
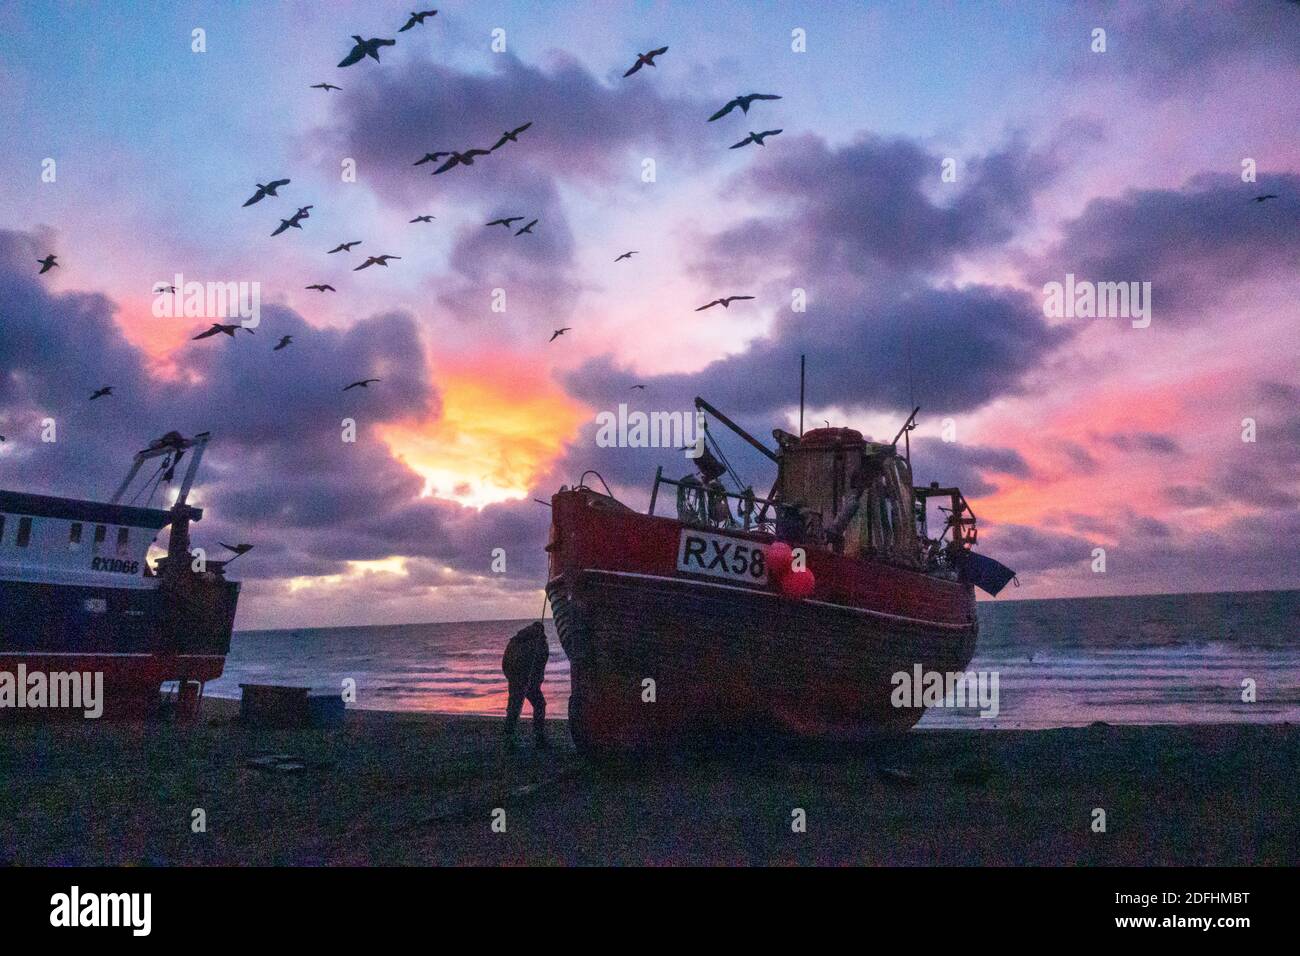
[0,432,239,718]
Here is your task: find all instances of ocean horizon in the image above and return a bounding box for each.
[208,588,1300,730]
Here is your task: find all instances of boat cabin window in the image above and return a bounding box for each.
[0,514,5,543]
[116,527,130,555]
[94,524,107,549]
[16,516,32,548]
[69,522,83,548]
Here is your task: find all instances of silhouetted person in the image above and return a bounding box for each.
[502,621,549,748]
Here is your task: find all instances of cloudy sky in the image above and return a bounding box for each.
[0,1,1297,629]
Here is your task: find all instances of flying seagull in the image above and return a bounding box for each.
[354,254,401,271]
[38,254,58,274]
[192,323,253,340]
[242,179,290,206]
[153,283,176,294]
[399,9,438,31]
[310,82,342,92]
[1252,194,1279,203]
[490,122,533,151]
[273,335,293,351]
[515,219,538,236]
[306,283,336,292]
[338,36,396,68]
[730,129,782,149]
[343,378,380,391]
[271,205,313,236]
[219,542,254,555]
[89,387,114,401]
[695,295,755,311]
[630,384,646,390]
[486,216,524,228]
[615,251,637,262]
[549,328,571,342]
[409,215,435,223]
[413,151,453,166]
[623,46,668,77]
[708,93,782,121]
[432,149,490,174]
[327,241,361,253]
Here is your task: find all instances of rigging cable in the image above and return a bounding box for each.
[703,419,746,494]
[128,458,168,506]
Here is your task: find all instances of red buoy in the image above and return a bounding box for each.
[781,567,815,599]
[766,542,794,580]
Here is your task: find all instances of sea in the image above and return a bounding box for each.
[207,589,1300,729]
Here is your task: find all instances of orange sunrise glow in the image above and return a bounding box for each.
[380,359,588,508]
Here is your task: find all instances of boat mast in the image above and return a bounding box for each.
[174,433,210,508]
[164,433,211,574]
[109,432,212,576]
[111,432,211,506]
[790,353,800,439]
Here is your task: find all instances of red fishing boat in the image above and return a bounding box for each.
[546,397,1015,757]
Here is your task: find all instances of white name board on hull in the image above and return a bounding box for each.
[676,529,768,586]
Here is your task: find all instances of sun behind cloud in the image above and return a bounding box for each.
[379,357,588,508]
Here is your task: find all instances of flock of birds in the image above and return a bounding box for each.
[28,9,1284,413]
[200,13,787,354]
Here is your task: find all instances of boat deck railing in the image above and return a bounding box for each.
[648,466,781,533]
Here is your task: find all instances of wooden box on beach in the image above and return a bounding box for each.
[239,683,310,727]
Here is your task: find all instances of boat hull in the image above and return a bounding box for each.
[0,575,238,719]
[547,489,978,756]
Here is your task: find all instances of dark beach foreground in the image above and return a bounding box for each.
[2,701,1296,866]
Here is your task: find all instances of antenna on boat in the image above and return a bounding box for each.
[790,356,800,437]
[891,406,921,467]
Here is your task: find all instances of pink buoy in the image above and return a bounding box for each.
[766,542,794,580]
[781,567,816,599]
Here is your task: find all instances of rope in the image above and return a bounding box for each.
[142,454,175,508]
[705,424,745,494]
[128,458,168,505]
[676,478,708,524]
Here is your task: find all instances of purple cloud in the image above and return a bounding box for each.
[1031,173,1300,322]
